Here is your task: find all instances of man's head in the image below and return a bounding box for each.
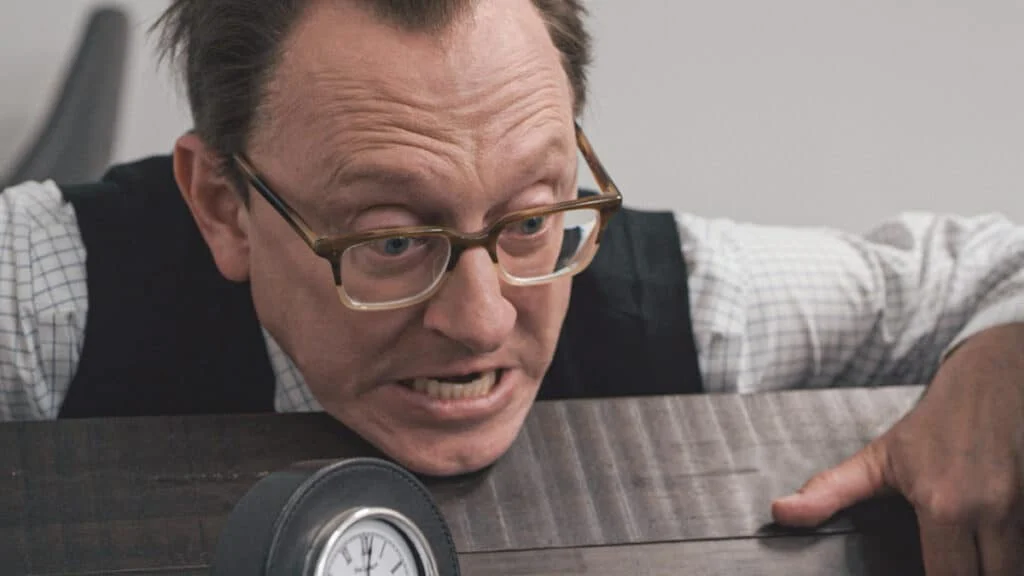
[160,0,601,476]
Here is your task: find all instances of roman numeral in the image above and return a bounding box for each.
[391,559,404,574]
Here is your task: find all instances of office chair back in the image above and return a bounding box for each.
[2,7,129,188]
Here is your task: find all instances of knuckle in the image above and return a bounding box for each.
[978,477,1021,521]
[911,474,1021,525]
[911,483,974,525]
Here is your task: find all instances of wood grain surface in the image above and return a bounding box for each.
[1,386,926,575]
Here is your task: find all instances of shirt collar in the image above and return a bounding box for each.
[262,328,323,413]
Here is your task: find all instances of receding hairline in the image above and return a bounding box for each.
[253,0,574,155]
[248,0,507,149]
[152,0,591,194]
[249,2,578,216]
[355,0,476,32]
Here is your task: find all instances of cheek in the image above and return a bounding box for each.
[246,209,363,379]
[245,209,417,399]
[246,208,333,334]
[505,277,571,369]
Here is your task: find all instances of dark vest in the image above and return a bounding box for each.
[57,157,703,418]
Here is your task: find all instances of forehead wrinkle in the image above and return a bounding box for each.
[252,0,575,213]
[436,30,574,155]
[318,81,461,143]
[500,127,573,178]
[314,133,472,203]
[308,1,571,141]
[274,64,465,145]
[270,70,477,196]
[256,7,464,152]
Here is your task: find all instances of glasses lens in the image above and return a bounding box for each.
[340,234,451,306]
[498,207,600,283]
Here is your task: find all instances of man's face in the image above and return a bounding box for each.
[243,0,577,475]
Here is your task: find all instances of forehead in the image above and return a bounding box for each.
[254,0,575,182]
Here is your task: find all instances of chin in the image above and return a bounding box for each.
[321,368,543,477]
[339,372,541,477]
[381,424,524,477]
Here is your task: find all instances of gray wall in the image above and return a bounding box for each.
[3,1,1023,232]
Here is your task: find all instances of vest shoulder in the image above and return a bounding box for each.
[104,155,176,192]
[60,155,175,199]
[102,155,174,180]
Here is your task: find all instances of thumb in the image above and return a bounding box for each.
[771,439,891,527]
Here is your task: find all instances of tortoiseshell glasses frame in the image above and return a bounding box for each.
[233,123,623,311]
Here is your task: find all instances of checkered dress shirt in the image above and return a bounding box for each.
[3,179,1024,420]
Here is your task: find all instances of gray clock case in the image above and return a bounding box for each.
[212,457,460,576]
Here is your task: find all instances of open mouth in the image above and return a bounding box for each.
[400,370,502,401]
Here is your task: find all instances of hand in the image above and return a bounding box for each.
[771,323,1024,575]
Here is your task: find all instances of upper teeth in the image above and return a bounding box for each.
[411,371,497,400]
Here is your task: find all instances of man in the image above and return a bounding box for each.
[0,0,1021,573]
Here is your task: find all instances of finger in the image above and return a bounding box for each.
[772,440,891,527]
[977,520,1023,576]
[919,518,979,576]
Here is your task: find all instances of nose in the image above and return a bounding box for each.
[422,247,516,354]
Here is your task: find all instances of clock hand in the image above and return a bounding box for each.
[366,536,373,575]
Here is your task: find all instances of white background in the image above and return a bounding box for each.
[2,0,1023,232]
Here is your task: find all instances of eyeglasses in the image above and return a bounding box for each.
[233,124,622,311]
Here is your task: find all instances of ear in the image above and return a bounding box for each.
[173,133,251,282]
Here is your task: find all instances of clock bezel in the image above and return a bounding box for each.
[310,506,440,576]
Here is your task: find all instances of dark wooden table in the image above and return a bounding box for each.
[2,386,928,575]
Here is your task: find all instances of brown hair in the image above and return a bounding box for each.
[154,0,591,166]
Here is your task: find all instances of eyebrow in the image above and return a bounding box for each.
[315,131,574,204]
[314,167,444,222]
[325,166,423,196]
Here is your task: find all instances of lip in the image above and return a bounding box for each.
[379,368,516,426]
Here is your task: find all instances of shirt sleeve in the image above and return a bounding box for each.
[677,211,1024,394]
[0,180,88,420]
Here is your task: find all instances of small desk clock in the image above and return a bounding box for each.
[212,457,461,576]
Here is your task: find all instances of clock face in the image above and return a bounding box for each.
[322,517,421,576]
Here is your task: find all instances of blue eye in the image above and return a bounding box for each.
[517,216,546,235]
[381,237,411,255]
